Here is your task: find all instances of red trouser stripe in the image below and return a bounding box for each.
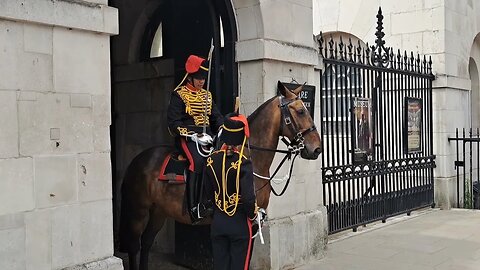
[180,138,195,171]
[244,218,253,270]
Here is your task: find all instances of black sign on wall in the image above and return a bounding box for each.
[281,82,316,119]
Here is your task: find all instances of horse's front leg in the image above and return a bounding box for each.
[128,252,138,270]
[254,176,271,209]
[139,207,167,270]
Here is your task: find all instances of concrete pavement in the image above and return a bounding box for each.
[296,208,480,270]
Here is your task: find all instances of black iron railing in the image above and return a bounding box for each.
[319,8,436,234]
[448,128,480,209]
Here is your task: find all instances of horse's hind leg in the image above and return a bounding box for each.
[139,207,166,270]
[124,208,149,270]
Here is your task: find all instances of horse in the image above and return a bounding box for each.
[118,81,322,270]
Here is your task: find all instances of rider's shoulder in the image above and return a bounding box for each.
[174,85,187,93]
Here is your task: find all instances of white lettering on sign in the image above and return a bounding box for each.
[353,99,369,108]
[299,91,309,99]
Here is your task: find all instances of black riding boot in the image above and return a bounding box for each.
[193,172,213,219]
[186,171,213,223]
[186,171,201,224]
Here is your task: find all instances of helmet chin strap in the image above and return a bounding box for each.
[174,73,189,91]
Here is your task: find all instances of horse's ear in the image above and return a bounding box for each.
[292,83,305,96]
[277,81,287,97]
[277,81,296,98]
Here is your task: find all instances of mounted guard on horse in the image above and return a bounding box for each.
[119,51,322,269]
[166,53,223,223]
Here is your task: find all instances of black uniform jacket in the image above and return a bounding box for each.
[167,84,223,137]
[205,149,256,236]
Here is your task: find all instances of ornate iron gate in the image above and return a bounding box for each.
[319,9,436,234]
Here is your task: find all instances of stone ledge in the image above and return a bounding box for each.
[433,74,471,91]
[236,38,318,66]
[0,0,118,35]
[63,256,123,270]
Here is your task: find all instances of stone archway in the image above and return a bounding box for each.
[469,33,480,130]
[469,57,480,129]
[110,0,237,267]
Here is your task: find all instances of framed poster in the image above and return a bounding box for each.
[404,97,422,154]
[281,82,316,119]
[352,97,373,164]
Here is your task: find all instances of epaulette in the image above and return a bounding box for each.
[173,85,185,92]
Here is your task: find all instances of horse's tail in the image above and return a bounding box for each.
[118,158,143,254]
[118,175,131,253]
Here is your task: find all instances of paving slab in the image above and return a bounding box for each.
[296,208,480,270]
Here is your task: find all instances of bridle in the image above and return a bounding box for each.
[250,95,317,196]
[278,96,317,148]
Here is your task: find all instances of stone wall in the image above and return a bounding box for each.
[0,0,121,269]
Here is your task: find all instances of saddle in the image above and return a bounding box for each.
[158,152,187,183]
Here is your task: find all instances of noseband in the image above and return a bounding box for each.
[278,96,317,150]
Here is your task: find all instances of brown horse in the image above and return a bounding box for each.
[118,82,322,270]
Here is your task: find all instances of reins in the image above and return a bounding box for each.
[248,137,301,196]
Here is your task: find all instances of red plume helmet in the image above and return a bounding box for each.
[185,55,209,79]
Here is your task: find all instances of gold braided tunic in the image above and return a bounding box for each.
[167,84,223,137]
[176,86,213,127]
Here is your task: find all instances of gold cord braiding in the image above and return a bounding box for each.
[208,145,248,216]
[177,127,193,136]
[177,86,212,126]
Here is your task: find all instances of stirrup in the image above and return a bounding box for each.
[192,202,213,220]
[190,204,203,220]
[189,207,203,225]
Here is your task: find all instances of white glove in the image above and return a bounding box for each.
[196,133,213,146]
[252,208,267,244]
[252,208,267,226]
[258,208,267,224]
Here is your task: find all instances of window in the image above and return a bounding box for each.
[219,17,224,48]
[321,64,362,135]
[150,22,163,58]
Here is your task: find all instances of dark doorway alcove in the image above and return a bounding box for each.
[109,0,237,268]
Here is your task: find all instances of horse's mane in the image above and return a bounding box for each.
[247,95,278,123]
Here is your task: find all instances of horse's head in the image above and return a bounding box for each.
[277,81,322,160]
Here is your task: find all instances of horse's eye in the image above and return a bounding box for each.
[297,109,306,115]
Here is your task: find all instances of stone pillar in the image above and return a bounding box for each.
[0,0,120,269]
[433,1,480,209]
[234,1,328,269]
